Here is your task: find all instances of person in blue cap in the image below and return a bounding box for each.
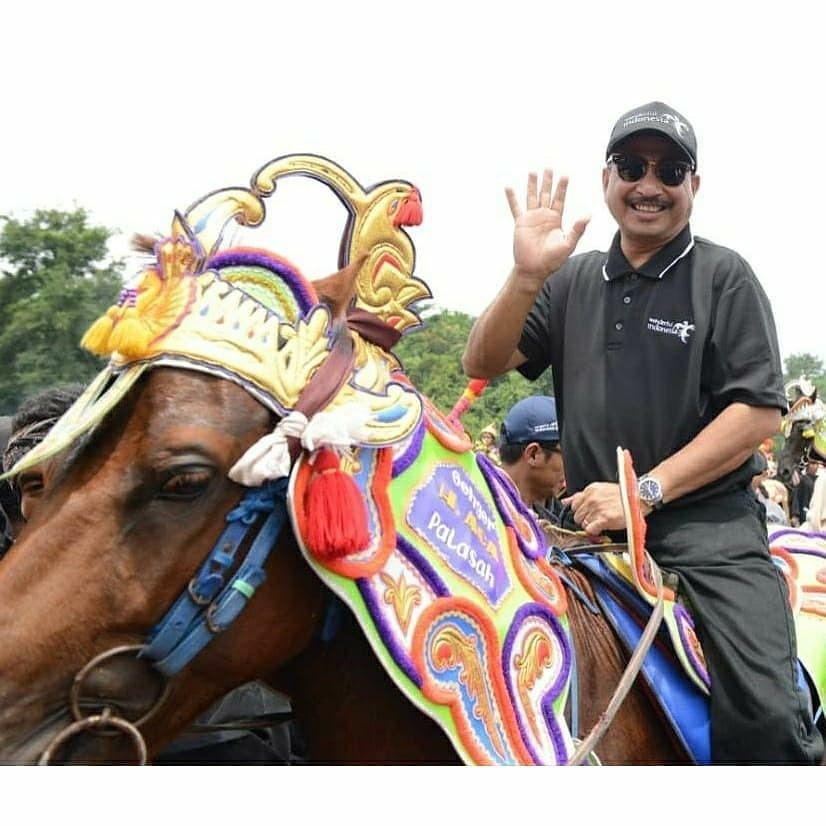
[498,396,565,525]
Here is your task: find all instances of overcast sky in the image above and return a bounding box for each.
[2,1,823,369]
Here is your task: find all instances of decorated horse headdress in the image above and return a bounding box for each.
[783,377,826,462]
[4,156,431,524]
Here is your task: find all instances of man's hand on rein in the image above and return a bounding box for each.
[562,482,646,536]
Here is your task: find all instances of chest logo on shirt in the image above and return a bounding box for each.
[647,317,695,343]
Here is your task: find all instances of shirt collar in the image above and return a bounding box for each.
[602,224,694,282]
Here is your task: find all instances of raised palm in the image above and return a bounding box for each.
[506,170,589,284]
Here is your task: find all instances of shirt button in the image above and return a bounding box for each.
[629,273,639,280]
[623,296,632,305]
[615,322,623,331]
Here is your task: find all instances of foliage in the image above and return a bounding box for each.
[395,309,552,439]
[0,209,123,414]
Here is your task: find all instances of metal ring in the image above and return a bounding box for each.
[69,644,170,729]
[38,708,148,765]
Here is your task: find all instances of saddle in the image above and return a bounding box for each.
[551,519,826,765]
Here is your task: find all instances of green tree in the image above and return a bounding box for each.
[395,309,552,438]
[0,209,124,414]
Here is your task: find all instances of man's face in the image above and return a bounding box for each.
[602,133,700,249]
[532,445,566,499]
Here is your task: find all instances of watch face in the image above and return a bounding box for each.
[639,477,662,503]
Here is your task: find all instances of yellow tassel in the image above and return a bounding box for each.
[81,307,119,356]
[108,310,153,359]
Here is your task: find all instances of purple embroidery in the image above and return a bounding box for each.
[477,452,545,560]
[503,603,572,764]
[674,603,710,688]
[392,419,425,478]
[357,578,422,688]
[118,287,138,307]
[208,249,316,313]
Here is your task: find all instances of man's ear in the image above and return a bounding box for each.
[524,442,541,464]
[691,173,701,196]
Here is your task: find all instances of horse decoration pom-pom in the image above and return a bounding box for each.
[304,447,370,559]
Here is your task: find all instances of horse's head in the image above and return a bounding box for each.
[778,378,826,486]
[0,155,427,764]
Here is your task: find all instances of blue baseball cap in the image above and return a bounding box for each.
[501,396,560,445]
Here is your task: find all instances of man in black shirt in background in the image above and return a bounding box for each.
[463,102,822,764]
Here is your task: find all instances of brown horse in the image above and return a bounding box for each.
[0,366,684,765]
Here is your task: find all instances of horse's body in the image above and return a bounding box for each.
[0,368,684,764]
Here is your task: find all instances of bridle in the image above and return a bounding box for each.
[38,479,291,764]
[35,310,396,764]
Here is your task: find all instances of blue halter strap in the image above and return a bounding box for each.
[141,478,289,676]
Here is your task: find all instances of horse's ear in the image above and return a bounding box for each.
[131,233,159,254]
[311,257,365,319]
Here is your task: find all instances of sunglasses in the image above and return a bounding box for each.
[608,153,694,187]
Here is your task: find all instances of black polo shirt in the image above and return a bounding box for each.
[517,224,786,506]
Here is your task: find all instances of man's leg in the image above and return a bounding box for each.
[647,490,823,765]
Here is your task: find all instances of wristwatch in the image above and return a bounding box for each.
[638,475,664,510]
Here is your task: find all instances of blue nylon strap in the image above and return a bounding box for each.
[141,479,289,675]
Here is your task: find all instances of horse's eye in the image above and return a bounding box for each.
[158,468,214,500]
[18,473,44,499]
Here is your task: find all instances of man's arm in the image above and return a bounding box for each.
[462,170,589,379]
[565,403,781,534]
[461,270,537,378]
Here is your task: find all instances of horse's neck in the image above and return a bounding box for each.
[559,565,687,765]
[271,607,459,764]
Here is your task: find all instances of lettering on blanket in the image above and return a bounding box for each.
[407,465,510,605]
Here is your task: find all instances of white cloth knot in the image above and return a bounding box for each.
[228,411,308,486]
[227,405,370,487]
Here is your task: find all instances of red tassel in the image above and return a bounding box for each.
[305,448,370,559]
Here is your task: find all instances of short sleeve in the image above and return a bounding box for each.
[706,258,787,413]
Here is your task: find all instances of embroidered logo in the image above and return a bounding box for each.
[622,110,692,139]
[647,317,695,343]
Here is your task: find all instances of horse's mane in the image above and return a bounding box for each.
[3,384,85,473]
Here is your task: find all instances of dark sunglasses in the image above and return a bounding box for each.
[608,153,694,187]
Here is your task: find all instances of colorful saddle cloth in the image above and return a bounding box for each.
[575,517,826,765]
[291,382,576,765]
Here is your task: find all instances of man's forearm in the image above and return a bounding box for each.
[650,403,781,505]
[462,268,540,378]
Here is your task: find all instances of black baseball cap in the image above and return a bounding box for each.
[606,101,697,169]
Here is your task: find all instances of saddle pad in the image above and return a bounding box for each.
[290,413,576,765]
[578,554,710,764]
[768,526,826,709]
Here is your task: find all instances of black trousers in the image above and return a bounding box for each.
[645,489,823,764]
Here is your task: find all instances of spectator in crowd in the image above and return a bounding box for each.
[498,396,566,526]
[761,477,790,524]
[751,452,787,525]
[473,422,501,465]
[801,472,826,533]
[790,459,822,527]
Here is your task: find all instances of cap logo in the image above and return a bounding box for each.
[623,110,691,138]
